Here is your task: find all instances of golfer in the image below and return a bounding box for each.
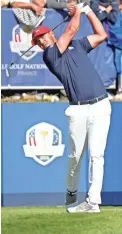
[31,3,111,213]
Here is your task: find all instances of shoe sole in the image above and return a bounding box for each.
[67,209,100,213]
[87,209,100,213]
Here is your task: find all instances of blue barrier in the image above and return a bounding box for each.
[1,9,117,88]
[1,102,122,206]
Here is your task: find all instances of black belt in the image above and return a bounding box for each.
[70,94,108,105]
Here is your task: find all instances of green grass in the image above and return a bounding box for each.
[1,206,122,234]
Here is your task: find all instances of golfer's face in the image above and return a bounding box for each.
[35,32,54,49]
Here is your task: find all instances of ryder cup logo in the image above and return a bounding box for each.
[23,122,65,166]
[10,25,42,61]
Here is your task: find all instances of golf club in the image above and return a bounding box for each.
[5,15,69,78]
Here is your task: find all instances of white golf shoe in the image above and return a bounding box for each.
[66,201,100,213]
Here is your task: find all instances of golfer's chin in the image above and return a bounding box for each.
[38,42,54,50]
[43,44,49,49]
[38,44,49,50]
[43,42,54,50]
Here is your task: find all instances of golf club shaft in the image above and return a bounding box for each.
[52,15,68,31]
[7,45,34,69]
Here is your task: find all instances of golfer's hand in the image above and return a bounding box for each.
[67,2,76,16]
[76,3,92,15]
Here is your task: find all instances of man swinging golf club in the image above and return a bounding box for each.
[31,3,111,213]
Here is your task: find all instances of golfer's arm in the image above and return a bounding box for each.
[56,8,81,54]
[87,10,108,48]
